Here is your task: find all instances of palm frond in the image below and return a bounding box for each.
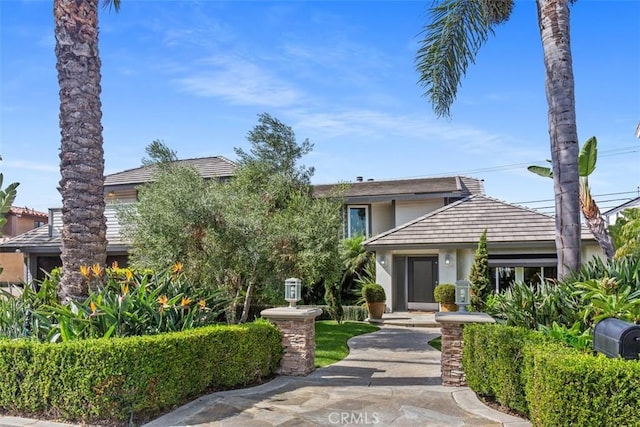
[416,0,512,117]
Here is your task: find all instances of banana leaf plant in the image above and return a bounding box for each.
[0,155,19,276]
[528,136,615,259]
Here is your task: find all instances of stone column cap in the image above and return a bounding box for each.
[261,306,323,321]
[435,312,495,324]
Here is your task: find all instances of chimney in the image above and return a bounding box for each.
[356,176,363,182]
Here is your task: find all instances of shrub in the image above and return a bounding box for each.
[316,305,368,322]
[362,284,385,303]
[524,342,640,427]
[463,323,545,415]
[433,284,455,304]
[0,321,282,424]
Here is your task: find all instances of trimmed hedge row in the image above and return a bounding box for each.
[463,324,640,426]
[0,320,282,424]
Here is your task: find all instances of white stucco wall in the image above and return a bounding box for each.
[394,199,443,227]
[371,202,394,236]
[375,251,393,311]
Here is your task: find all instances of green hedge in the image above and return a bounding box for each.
[463,323,545,414]
[524,342,640,427]
[0,320,282,424]
[463,323,640,426]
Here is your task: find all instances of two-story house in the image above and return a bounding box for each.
[0,207,48,284]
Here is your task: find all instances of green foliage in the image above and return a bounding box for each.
[433,283,456,304]
[323,281,343,324]
[537,321,592,352]
[314,320,379,367]
[486,280,582,330]
[0,321,281,424]
[339,236,374,304]
[469,229,491,311]
[122,117,343,323]
[524,342,640,427]
[0,155,19,231]
[573,277,640,325]
[0,265,228,342]
[609,207,640,259]
[316,305,369,322]
[463,324,546,415]
[361,283,386,303]
[141,139,178,166]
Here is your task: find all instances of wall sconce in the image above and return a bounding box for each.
[284,278,302,309]
[444,253,452,266]
[377,254,386,266]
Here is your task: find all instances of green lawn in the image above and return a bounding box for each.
[428,336,441,351]
[314,320,379,367]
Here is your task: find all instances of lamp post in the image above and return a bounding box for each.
[284,278,302,309]
[455,280,471,312]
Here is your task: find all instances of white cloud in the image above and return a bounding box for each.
[175,55,302,107]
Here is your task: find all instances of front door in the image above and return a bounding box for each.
[408,256,438,311]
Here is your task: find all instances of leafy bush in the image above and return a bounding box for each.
[316,305,368,322]
[433,284,455,304]
[0,264,229,342]
[485,279,582,330]
[463,323,545,414]
[362,283,386,303]
[537,321,592,351]
[524,342,640,427]
[0,321,282,424]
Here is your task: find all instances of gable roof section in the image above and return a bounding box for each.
[104,156,236,187]
[313,176,484,201]
[8,206,48,219]
[363,194,594,249]
[603,195,640,216]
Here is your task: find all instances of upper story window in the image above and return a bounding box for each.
[34,220,44,228]
[348,205,369,238]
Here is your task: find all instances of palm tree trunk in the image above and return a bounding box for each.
[54,0,108,302]
[536,0,581,278]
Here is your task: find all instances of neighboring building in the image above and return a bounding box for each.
[0,156,236,282]
[603,195,640,225]
[363,195,602,312]
[0,207,48,284]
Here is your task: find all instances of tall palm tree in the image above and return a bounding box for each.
[54,0,120,302]
[416,0,581,278]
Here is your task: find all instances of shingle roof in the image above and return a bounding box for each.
[363,194,594,249]
[104,156,236,187]
[313,176,484,199]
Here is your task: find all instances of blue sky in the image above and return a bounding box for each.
[1,0,639,215]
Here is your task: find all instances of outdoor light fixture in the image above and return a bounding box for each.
[444,254,451,266]
[284,278,302,309]
[455,280,471,312]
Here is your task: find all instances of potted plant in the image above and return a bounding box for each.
[362,283,386,320]
[434,283,458,312]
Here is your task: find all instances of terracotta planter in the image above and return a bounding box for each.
[439,302,458,312]
[366,301,386,319]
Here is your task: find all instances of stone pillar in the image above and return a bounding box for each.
[261,306,323,376]
[435,312,495,386]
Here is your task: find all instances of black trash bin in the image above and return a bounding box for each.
[593,318,640,360]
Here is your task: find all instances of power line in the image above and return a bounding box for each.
[515,190,640,205]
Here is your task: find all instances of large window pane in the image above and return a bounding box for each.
[348,206,368,237]
[490,266,516,292]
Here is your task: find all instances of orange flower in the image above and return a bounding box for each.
[80,265,91,279]
[125,269,133,282]
[181,296,191,307]
[121,283,129,296]
[111,260,119,269]
[198,299,206,309]
[91,263,103,277]
[171,262,183,274]
[90,301,97,315]
[158,295,169,306]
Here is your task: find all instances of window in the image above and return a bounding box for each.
[348,205,369,237]
[523,266,557,286]
[488,254,557,292]
[34,220,44,228]
[490,267,516,292]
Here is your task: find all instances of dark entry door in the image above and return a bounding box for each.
[408,256,438,308]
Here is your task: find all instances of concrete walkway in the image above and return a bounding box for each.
[144,326,530,427]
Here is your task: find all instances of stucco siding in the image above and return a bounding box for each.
[371,202,393,236]
[395,199,444,227]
